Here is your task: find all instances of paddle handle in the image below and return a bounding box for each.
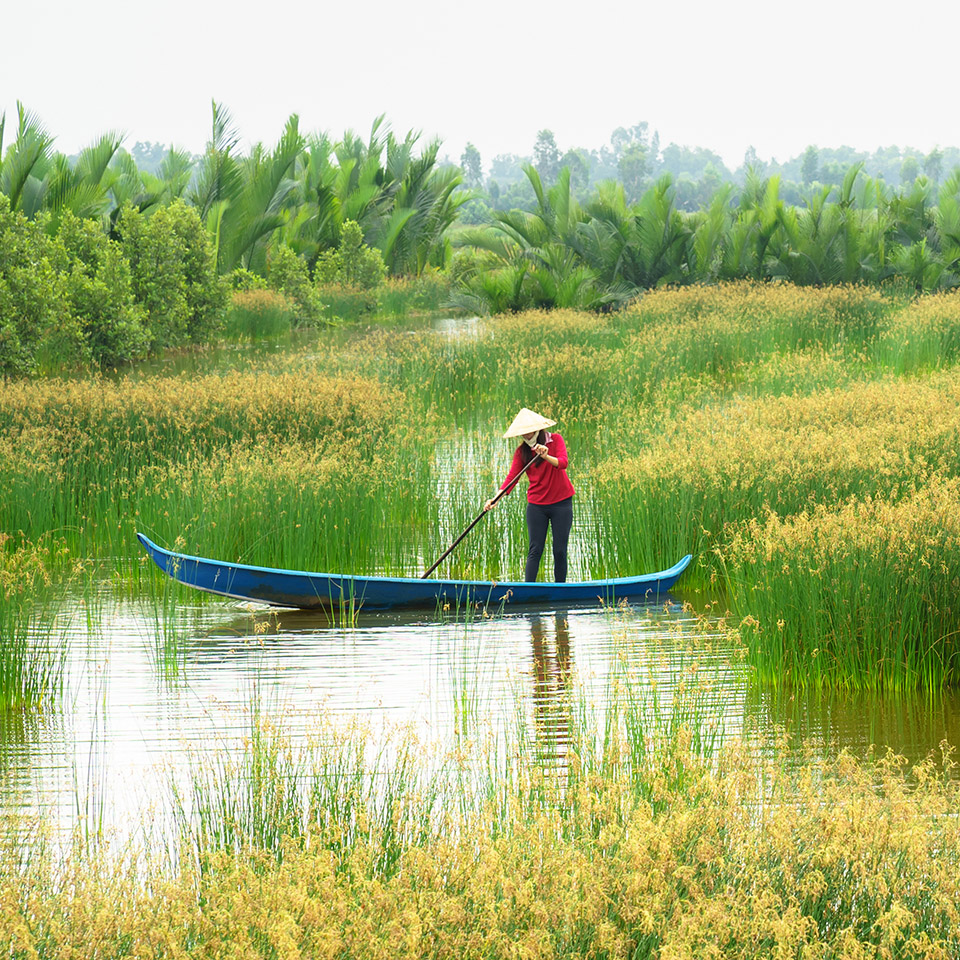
[421,454,540,579]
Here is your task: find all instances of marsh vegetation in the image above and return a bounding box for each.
[3,281,960,956]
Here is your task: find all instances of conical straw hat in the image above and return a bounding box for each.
[503,408,557,439]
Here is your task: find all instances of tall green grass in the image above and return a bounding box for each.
[0,597,66,714]
[718,478,960,691]
[223,289,295,340]
[0,537,68,713]
[7,282,960,686]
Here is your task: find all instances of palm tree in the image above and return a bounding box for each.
[689,183,734,281]
[283,132,342,269]
[374,135,469,275]
[935,170,960,286]
[40,131,124,229]
[282,119,465,277]
[0,103,55,216]
[190,102,303,273]
[573,174,690,296]
[720,173,784,281]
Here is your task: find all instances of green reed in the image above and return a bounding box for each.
[0,538,69,713]
[717,478,960,692]
[169,620,736,872]
[9,734,960,959]
[8,282,960,689]
[0,596,66,714]
[223,289,296,341]
[7,616,960,957]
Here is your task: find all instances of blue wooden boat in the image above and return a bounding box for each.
[136,532,692,611]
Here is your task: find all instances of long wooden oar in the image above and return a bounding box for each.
[421,455,541,579]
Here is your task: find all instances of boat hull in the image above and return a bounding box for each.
[136,533,692,611]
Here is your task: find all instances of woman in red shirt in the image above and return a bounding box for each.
[484,408,575,582]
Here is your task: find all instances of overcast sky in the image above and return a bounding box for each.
[3,0,957,172]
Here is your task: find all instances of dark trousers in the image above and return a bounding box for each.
[525,497,573,582]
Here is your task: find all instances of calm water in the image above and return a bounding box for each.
[3,587,959,842]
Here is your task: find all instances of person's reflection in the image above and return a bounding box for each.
[529,611,573,769]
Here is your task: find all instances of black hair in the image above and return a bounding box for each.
[517,429,547,466]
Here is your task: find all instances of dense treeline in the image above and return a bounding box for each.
[450,163,960,312]
[0,196,226,373]
[0,103,463,373]
[4,102,960,373]
[0,103,465,277]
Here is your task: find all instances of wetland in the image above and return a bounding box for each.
[4,283,960,957]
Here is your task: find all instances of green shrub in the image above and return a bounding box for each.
[313,220,386,289]
[57,212,150,366]
[446,247,500,286]
[0,196,81,376]
[267,245,324,324]
[117,200,227,349]
[229,267,268,292]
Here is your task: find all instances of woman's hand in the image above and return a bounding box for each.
[483,499,495,512]
[533,444,548,457]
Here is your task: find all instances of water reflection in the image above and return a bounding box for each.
[3,592,960,842]
[0,711,42,787]
[749,685,960,769]
[528,612,574,768]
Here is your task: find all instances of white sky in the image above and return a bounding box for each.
[2,0,957,172]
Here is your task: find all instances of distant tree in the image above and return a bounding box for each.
[493,177,537,211]
[801,146,819,185]
[592,144,619,182]
[900,156,920,186]
[460,142,483,189]
[561,148,591,193]
[870,145,902,184]
[743,145,764,174]
[457,196,492,225]
[659,143,731,181]
[942,147,960,175]
[130,141,171,176]
[533,130,561,184]
[489,153,529,187]
[925,147,944,183]
[818,160,847,187]
[610,122,649,157]
[648,130,661,172]
[674,163,725,211]
[618,143,649,202]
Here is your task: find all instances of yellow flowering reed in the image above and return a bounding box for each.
[591,370,960,576]
[720,477,960,690]
[0,370,410,569]
[3,729,958,959]
[875,290,960,372]
[224,288,296,339]
[7,281,960,684]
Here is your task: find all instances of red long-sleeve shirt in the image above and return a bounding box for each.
[498,432,575,505]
